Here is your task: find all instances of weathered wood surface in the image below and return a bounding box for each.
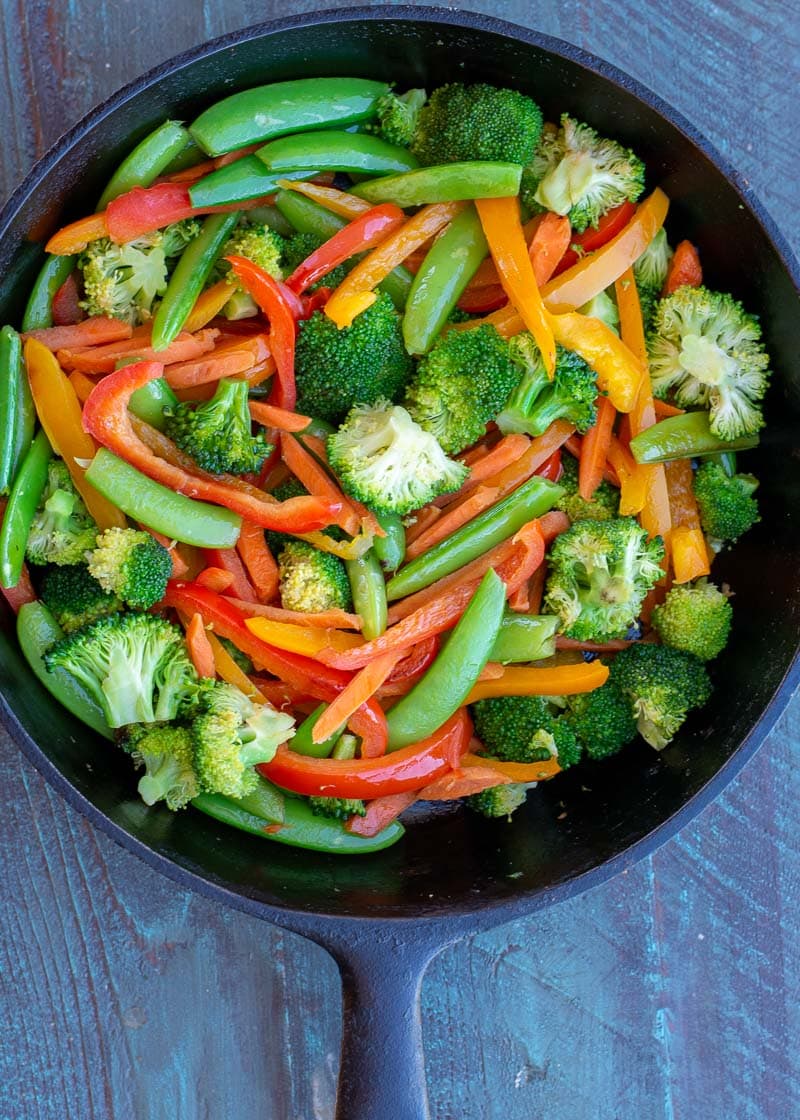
[0,2,798,1118]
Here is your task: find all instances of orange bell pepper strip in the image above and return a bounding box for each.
[22,316,133,349]
[236,520,279,603]
[259,709,472,799]
[311,649,404,746]
[608,435,647,515]
[183,280,237,333]
[226,256,297,411]
[276,178,372,218]
[475,196,556,376]
[45,213,110,255]
[579,394,617,500]
[461,752,561,782]
[205,629,269,704]
[664,458,711,583]
[249,401,311,433]
[419,765,513,800]
[465,659,609,703]
[663,240,702,295]
[346,791,418,837]
[280,432,361,537]
[24,339,126,529]
[244,615,363,656]
[228,597,362,630]
[325,202,463,328]
[83,362,342,533]
[185,613,216,678]
[549,312,644,413]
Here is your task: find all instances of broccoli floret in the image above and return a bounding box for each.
[278,539,352,613]
[44,612,200,728]
[634,228,672,292]
[281,231,350,291]
[295,293,414,425]
[411,82,543,167]
[327,400,468,515]
[120,722,199,810]
[692,460,759,543]
[610,642,711,750]
[544,517,665,642]
[651,578,732,661]
[467,783,529,819]
[555,453,619,523]
[647,286,770,440]
[577,289,619,334]
[404,324,522,454]
[79,220,199,325]
[223,222,284,280]
[567,680,637,759]
[164,376,272,475]
[39,564,121,633]
[497,335,598,437]
[88,527,171,611]
[472,695,581,767]
[26,460,98,567]
[308,796,367,820]
[191,681,295,799]
[370,88,427,147]
[525,114,645,233]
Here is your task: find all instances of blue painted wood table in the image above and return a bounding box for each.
[1,3,798,1117]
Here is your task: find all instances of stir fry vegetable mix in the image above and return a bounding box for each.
[1,76,769,853]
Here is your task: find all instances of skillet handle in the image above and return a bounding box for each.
[329,930,447,1120]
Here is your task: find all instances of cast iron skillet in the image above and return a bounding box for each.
[1,8,798,1118]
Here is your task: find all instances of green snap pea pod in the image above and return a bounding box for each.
[386,475,564,601]
[0,327,35,493]
[290,703,345,758]
[162,136,205,175]
[192,784,404,853]
[490,613,559,664]
[273,189,412,309]
[371,510,405,572]
[21,254,76,331]
[346,549,387,640]
[352,161,523,207]
[234,778,285,824]
[332,733,359,759]
[128,377,179,431]
[707,451,737,478]
[302,416,335,440]
[257,131,419,176]
[16,601,113,740]
[189,159,312,208]
[96,120,190,209]
[190,77,390,157]
[386,568,506,750]
[402,205,488,355]
[85,448,241,548]
[629,411,759,464]
[0,429,51,589]
[151,212,240,350]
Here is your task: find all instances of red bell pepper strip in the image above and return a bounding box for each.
[554,200,637,275]
[259,708,471,799]
[226,255,297,410]
[663,240,702,295]
[51,274,83,326]
[348,697,390,759]
[82,361,340,532]
[457,283,508,313]
[105,182,265,244]
[203,547,257,602]
[284,204,405,294]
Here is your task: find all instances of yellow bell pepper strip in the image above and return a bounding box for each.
[461,751,561,782]
[474,196,556,377]
[205,629,270,704]
[464,659,609,703]
[615,269,672,552]
[244,616,363,656]
[663,459,711,583]
[324,202,463,328]
[295,528,374,560]
[23,338,126,529]
[276,178,372,218]
[548,311,645,413]
[183,279,237,333]
[608,435,647,516]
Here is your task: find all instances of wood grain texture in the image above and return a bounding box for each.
[0,2,798,1118]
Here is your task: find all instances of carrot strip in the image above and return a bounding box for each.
[23,317,133,350]
[653,399,685,419]
[528,212,573,286]
[186,613,216,678]
[436,434,530,507]
[664,458,710,583]
[578,395,616,500]
[281,433,361,537]
[227,597,362,631]
[406,487,500,560]
[404,506,441,547]
[45,213,110,256]
[68,369,96,404]
[527,564,547,615]
[311,649,403,745]
[140,525,189,578]
[165,158,218,183]
[236,520,279,603]
[58,329,219,374]
[346,792,417,837]
[203,548,257,602]
[249,401,311,433]
[663,240,702,295]
[196,567,235,592]
[165,348,256,389]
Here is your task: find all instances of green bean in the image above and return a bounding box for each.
[629,411,759,464]
[490,613,558,663]
[290,703,345,759]
[386,569,506,750]
[21,255,76,331]
[257,131,419,176]
[352,161,523,207]
[0,327,35,493]
[346,549,387,640]
[128,378,179,431]
[0,429,51,588]
[97,120,190,209]
[371,510,405,572]
[151,211,240,350]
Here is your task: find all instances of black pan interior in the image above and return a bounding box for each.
[1,10,798,924]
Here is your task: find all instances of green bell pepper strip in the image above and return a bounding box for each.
[128,377,179,431]
[386,568,506,750]
[16,601,113,740]
[0,429,51,589]
[85,447,241,548]
[629,411,760,464]
[257,131,419,176]
[352,161,523,207]
[371,510,405,572]
[96,120,190,210]
[190,77,390,156]
[189,158,312,208]
[151,211,240,350]
[21,254,76,331]
[192,781,404,853]
[290,702,345,759]
[273,189,412,310]
[0,327,35,493]
[346,549,387,640]
[402,204,488,355]
[489,613,558,664]
[386,476,564,601]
